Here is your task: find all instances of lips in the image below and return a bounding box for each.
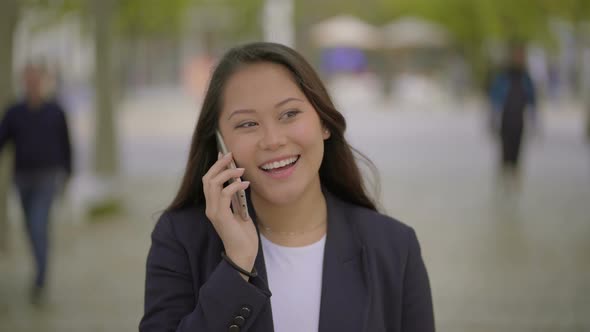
[259,155,300,172]
[258,155,300,179]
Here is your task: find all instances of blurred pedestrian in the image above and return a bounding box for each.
[488,43,537,181]
[0,63,72,305]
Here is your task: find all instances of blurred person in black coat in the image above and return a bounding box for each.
[488,44,537,182]
[0,63,72,305]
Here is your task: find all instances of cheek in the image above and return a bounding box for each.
[227,138,256,168]
[290,119,324,147]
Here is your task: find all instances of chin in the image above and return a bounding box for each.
[252,182,306,206]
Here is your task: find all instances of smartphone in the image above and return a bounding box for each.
[216,130,250,221]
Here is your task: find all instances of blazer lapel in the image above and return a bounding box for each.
[246,196,276,331]
[245,190,370,332]
[250,245,275,331]
[318,191,369,332]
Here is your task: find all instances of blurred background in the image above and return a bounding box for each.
[0,0,589,331]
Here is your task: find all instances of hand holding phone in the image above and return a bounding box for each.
[202,132,258,280]
[216,130,250,221]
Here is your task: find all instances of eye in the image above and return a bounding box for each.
[280,109,301,120]
[235,121,258,129]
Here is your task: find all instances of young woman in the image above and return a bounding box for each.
[140,42,434,332]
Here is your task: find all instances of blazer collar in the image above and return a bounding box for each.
[317,189,369,332]
[248,189,369,332]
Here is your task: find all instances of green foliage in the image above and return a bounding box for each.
[115,0,194,36]
[18,0,590,80]
[86,196,125,221]
[300,0,590,47]
[21,0,590,41]
[398,0,590,80]
[217,0,265,40]
[19,0,266,40]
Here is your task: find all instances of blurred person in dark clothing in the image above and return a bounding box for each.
[0,64,72,305]
[488,44,537,180]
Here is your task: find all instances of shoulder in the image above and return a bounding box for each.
[349,203,414,244]
[45,99,66,114]
[3,101,25,116]
[151,204,218,247]
[332,196,417,252]
[151,206,219,249]
[335,200,425,274]
[1,102,25,126]
[149,205,223,268]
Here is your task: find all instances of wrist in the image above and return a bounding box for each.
[226,250,256,268]
[225,245,256,263]
[221,251,257,281]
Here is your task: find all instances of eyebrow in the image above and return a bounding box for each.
[227,97,303,120]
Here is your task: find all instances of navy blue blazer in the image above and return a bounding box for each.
[140,190,434,331]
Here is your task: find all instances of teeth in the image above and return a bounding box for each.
[261,156,298,170]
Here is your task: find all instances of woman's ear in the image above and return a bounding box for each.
[322,127,331,140]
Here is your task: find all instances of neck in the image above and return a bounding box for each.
[252,180,327,247]
[26,95,43,109]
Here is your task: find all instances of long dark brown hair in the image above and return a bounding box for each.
[168,42,378,211]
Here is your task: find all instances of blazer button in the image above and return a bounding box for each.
[240,306,251,318]
[234,315,246,327]
[228,324,240,332]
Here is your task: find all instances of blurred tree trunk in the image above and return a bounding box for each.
[92,0,118,176]
[586,104,590,140]
[0,0,19,251]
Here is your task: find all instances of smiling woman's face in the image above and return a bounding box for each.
[218,62,330,206]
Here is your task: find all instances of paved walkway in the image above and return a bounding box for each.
[1,97,589,331]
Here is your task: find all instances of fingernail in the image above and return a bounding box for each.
[217,152,222,160]
[243,181,250,185]
[237,168,245,172]
[225,152,232,158]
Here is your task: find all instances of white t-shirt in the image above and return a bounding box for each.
[260,233,326,332]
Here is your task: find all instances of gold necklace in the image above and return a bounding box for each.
[257,220,327,237]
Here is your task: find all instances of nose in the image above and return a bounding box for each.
[258,124,286,151]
